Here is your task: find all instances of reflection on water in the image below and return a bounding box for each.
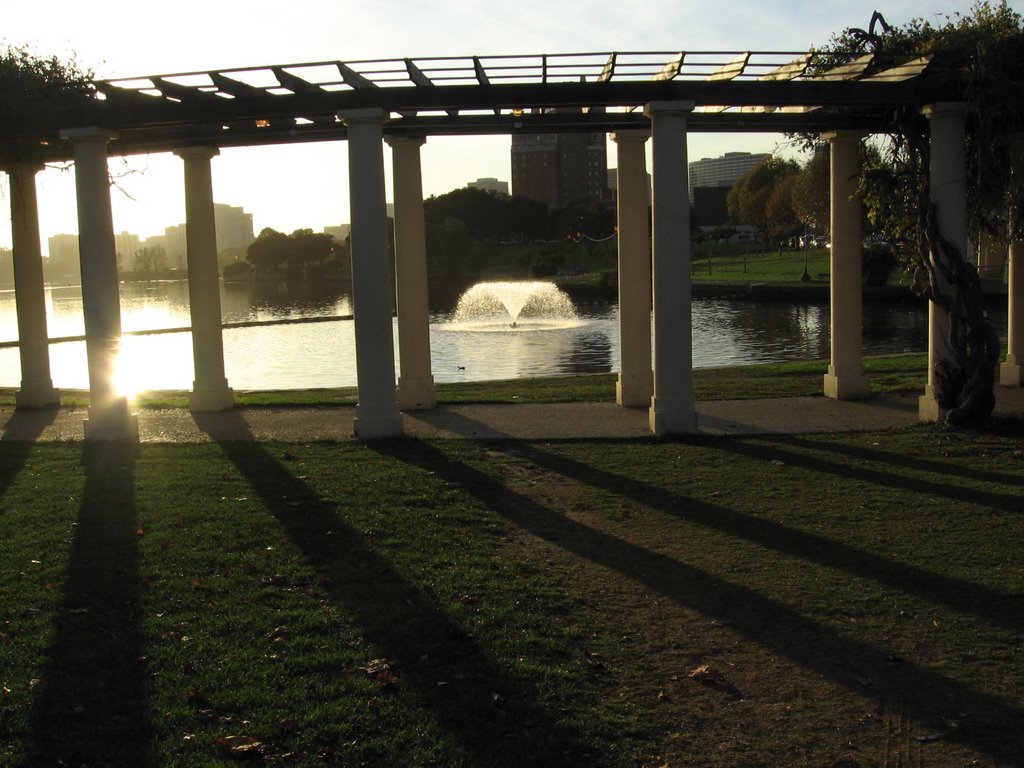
[0,281,1006,391]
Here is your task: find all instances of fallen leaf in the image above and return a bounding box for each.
[217,735,263,759]
[362,658,393,676]
[688,664,726,685]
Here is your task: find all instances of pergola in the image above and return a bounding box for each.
[2,50,1019,439]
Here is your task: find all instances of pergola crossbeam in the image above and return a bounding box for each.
[653,53,684,81]
[405,58,433,87]
[0,49,961,163]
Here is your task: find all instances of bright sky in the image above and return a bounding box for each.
[1,0,1012,253]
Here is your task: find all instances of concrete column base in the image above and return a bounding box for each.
[649,397,698,436]
[189,380,235,413]
[397,375,437,410]
[617,371,653,407]
[15,382,59,409]
[84,397,139,441]
[918,386,947,422]
[823,365,870,400]
[1000,356,1023,386]
[353,410,404,440]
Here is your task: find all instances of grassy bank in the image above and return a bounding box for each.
[1,419,1022,766]
[690,245,836,284]
[1,354,929,410]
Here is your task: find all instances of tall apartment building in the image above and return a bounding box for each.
[510,113,609,210]
[158,204,255,270]
[688,151,770,203]
[324,224,351,243]
[114,231,140,266]
[467,177,510,196]
[687,150,771,227]
[46,233,81,282]
[214,203,256,252]
[163,224,188,270]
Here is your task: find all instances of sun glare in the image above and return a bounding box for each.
[111,338,143,402]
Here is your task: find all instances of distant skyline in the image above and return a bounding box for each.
[1,0,1010,254]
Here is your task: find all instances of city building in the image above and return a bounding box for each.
[0,247,12,286]
[688,150,770,227]
[114,231,140,266]
[511,112,609,209]
[688,151,770,203]
[467,177,510,196]
[46,233,81,282]
[163,224,188,270]
[324,224,351,243]
[213,203,256,252]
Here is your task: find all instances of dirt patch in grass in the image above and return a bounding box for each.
[456,434,1024,767]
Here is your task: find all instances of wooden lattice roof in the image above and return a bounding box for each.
[1,50,953,162]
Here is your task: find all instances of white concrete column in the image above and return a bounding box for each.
[339,109,403,438]
[386,135,436,410]
[5,163,59,408]
[822,131,870,400]
[644,101,697,435]
[1001,136,1023,386]
[176,147,234,412]
[1001,237,1023,385]
[60,127,138,440]
[919,103,969,421]
[611,129,653,407]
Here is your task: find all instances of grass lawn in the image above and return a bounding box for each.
[690,246,836,284]
[0,353,931,410]
[1,403,1022,766]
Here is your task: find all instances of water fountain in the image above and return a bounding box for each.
[449,280,580,331]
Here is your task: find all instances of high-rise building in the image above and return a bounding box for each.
[467,177,510,196]
[163,224,188,270]
[324,225,351,243]
[0,248,13,286]
[687,151,770,203]
[511,112,608,210]
[213,203,256,252]
[46,234,81,282]
[114,231,140,266]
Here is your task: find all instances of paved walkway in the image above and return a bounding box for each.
[2,387,1022,442]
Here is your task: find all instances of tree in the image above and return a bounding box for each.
[0,44,94,159]
[764,174,802,244]
[790,148,831,237]
[246,228,291,273]
[425,216,481,282]
[288,229,336,271]
[810,2,1024,423]
[727,157,801,248]
[424,188,506,240]
[505,195,549,242]
[132,246,167,276]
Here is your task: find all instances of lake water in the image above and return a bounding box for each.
[0,280,1002,392]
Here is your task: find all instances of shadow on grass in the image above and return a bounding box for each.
[508,438,1024,635]
[713,432,1024,515]
[378,437,1024,764]
[770,421,1024,487]
[0,407,57,497]
[194,412,596,766]
[26,442,153,767]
